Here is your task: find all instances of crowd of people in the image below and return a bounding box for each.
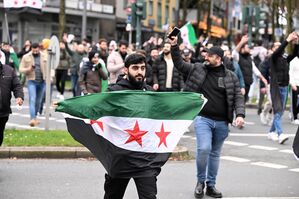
[1,30,299,198]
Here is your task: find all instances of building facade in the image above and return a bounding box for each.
[0,0,115,51]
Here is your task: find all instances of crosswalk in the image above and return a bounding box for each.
[181,134,299,174]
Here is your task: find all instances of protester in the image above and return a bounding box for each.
[78,51,108,95]
[264,32,299,144]
[19,43,47,127]
[55,42,70,100]
[0,52,24,145]
[105,53,156,199]
[152,41,184,91]
[63,33,86,97]
[169,36,245,198]
[107,40,128,84]
[289,53,299,125]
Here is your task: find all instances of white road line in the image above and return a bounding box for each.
[6,123,45,130]
[289,168,299,172]
[244,121,255,125]
[249,145,278,151]
[223,197,299,199]
[182,135,192,138]
[251,162,288,169]
[279,149,294,154]
[221,156,250,163]
[229,133,295,137]
[224,141,249,146]
[11,113,58,121]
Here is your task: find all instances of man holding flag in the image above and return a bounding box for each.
[169,35,245,198]
[56,53,206,198]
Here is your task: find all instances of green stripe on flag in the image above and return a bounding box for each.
[56,91,206,120]
[186,23,197,46]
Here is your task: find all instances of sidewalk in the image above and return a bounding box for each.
[0,145,190,160]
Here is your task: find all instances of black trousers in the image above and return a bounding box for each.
[0,116,9,146]
[55,69,68,95]
[291,86,299,120]
[104,174,157,199]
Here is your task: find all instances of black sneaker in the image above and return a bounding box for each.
[206,186,222,198]
[194,182,205,198]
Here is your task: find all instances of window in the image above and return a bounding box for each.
[158,2,162,28]
[148,0,153,16]
[165,5,169,24]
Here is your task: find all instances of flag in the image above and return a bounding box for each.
[4,0,43,14]
[56,91,206,178]
[293,127,299,161]
[180,22,198,48]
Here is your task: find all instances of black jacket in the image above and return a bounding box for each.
[171,45,245,123]
[238,53,253,86]
[108,75,153,91]
[152,54,184,91]
[0,63,24,117]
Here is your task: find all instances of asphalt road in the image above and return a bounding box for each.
[3,89,299,198]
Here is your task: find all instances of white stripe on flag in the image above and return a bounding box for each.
[90,116,192,153]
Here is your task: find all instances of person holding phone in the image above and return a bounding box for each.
[169,35,245,198]
[19,43,47,127]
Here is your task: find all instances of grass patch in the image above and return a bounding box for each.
[3,129,82,147]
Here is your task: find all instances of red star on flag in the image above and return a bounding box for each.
[124,121,148,146]
[155,123,171,148]
[23,0,27,5]
[32,1,36,5]
[90,120,104,132]
[14,1,18,5]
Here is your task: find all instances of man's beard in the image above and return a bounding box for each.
[164,51,170,56]
[120,51,127,60]
[128,73,144,88]
[33,53,39,57]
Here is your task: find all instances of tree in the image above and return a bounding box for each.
[59,0,66,41]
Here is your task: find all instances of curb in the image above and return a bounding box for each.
[0,146,189,160]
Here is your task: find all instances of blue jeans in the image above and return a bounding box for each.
[71,74,79,97]
[269,86,288,135]
[194,116,229,186]
[27,80,45,119]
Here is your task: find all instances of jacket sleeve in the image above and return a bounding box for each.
[171,45,194,75]
[98,64,108,80]
[152,60,158,85]
[233,61,245,88]
[232,73,245,118]
[107,53,124,73]
[12,68,24,100]
[19,55,32,74]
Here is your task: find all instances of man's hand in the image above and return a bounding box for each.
[286,32,298,42]
[235,116,245,128]
[260,87,267,94]
[292,84,297,91]
[16,98,23,106]
[240,88,245,95]
[168,36,178,46]
[153,84,159,91]
[239,35,248,45]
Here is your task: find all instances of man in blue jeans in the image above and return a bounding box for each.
[260,32,299,144]
[169,36,245,198]
[20,43,47,127]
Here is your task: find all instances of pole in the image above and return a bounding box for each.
[4,12,11,44]
[45,50,52,131]
[82,0,87,40]
[136,15,141,49]
[129,28,132,47]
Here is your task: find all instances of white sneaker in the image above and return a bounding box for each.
[292,119,299,125]
[267,132,278,141]
[278,134,289,144]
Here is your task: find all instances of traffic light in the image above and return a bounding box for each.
[130,0,146,28]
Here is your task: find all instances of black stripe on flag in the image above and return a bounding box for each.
[293,126,299,160]
[65,118,171,178]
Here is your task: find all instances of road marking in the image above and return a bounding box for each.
[251,162,288,169]
[221,156,250,163]
[182,135,192,139]
[289,168,299,172]
[244,121,255,125]
[249,145,278,151]
[11,113,59,121]
[279,149,294,154]
[223,197,299,199]
[230,133,295,137]
[6,123,45,130]
[224,141,248,146]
